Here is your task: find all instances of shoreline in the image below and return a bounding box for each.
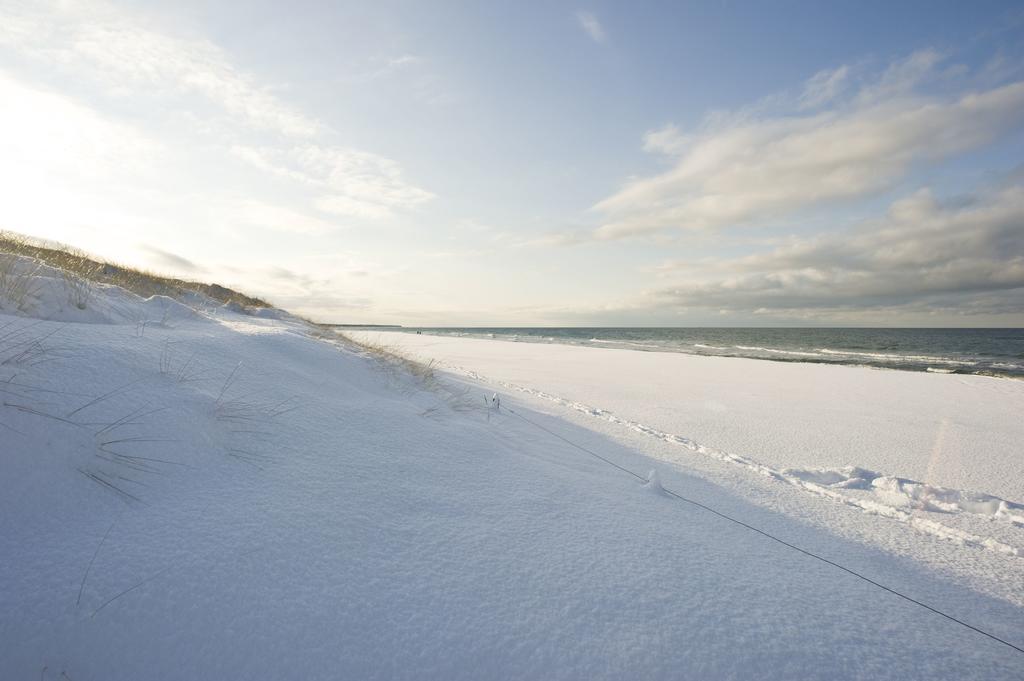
[384,328,1024,380]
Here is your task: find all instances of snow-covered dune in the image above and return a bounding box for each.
[3,271,1024,679]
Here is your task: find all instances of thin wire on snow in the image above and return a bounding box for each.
[501,403,1024,658]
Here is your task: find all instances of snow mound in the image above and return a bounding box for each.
[0,255,110,323]
[250,306,293,321]
[784,466,1024,523]
[0,254,283,328]
[137,295,199,324]
[643,468,665,494]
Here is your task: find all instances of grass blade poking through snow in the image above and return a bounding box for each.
[76,517,119,607]
[66,378,143,419]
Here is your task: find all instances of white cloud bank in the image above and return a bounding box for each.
[650,184,1024,318]
[594,51,1024,239]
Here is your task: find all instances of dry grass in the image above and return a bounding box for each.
[0,230,271,309]
[335,331,485,415]
[0,252,43,312]
[0,319,66,367]
[341,334,439,384]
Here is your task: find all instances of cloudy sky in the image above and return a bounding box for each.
[2,0,1023,326]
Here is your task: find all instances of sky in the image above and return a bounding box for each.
[1,0,1023,326]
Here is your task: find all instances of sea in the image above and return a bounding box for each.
[394,328,1024,380]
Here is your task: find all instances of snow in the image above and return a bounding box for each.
[2,265,1024,679]
[352,332,1024,606]
[358,331,1024,557]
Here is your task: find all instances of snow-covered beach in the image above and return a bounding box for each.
[350,332,1024,638]
[354,331,1024,498]
[2,263,1024,679]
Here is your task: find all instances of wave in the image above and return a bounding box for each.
[815,348,976,366]
[588,339,662,349]
[733,345,825,358]
[698,343,974,365]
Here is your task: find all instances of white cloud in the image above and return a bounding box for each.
[337,54,425,86]
[593,51,1024,240]
[857,48,943,105]
[314,196,393,221]
[140,245,201,272]
[232,145,434,220]
[649,184,1024,315]
[0,1,320,138]
[642,124,691,155]
[799,65,849,109]
[576,11,606,44]
[296,146,434,214]
[226,199,343,236]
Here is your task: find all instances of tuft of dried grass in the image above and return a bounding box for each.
[0,230,271,309]
[343,335,438,384]
[335,332,484,414]
[0,251,43,312]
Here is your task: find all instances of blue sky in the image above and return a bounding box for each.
[1,1,1023,325]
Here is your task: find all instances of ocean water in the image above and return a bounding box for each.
[398,328,1024,379]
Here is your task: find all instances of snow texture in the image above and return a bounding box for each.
[2,270,1023,680]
